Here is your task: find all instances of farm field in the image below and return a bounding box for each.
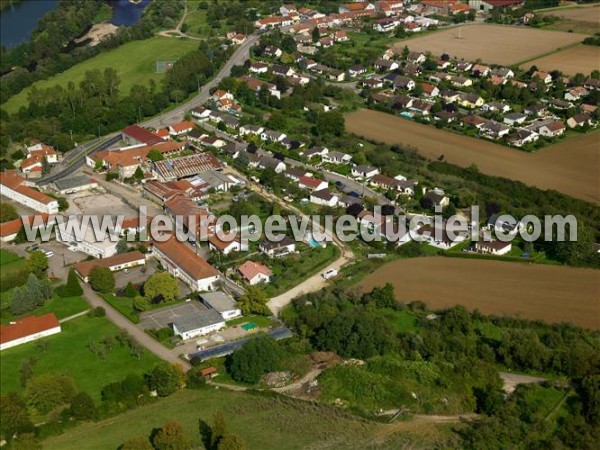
[359,257,600,329]
[520,45,600,76]
[395,24,587,65]
[346,109,600,203]
[42,388,455,450]
[0,315,159,400]
[1,36,199,114]
[539,4,600,24]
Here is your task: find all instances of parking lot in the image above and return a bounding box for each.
[138,301,210,331]
[71,192,136,216]
[7,241,89,281]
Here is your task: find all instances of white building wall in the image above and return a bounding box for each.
[0,185,59,215]
[0,326,61,351]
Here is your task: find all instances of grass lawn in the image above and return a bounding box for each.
[2,36,200,113]
[381,309,419,333]
[0,248,21,265]
[1,294,89,324]
[0,315,159,401]
[102,294,139,323]
[41,388,452,450]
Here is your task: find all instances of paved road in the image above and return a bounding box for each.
[39,33,261,185]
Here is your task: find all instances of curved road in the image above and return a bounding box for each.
[39,33,261,184]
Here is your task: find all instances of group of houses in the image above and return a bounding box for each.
[363,48,597,147]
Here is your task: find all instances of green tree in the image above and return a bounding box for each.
[57,268,83,297]
[152,420,190,450]
[25,374,76,414]
[362,283,395,308]
[217,433,247,450]
[579,375,600,425]
[226,335,283,384]
[116,237,129,254]
[0,393,34,442]
[8,433,41,450]
[402,45,409,59]
[315,111,345,136]
[0,202,19,223]
[27,250,48,277]
[311,26,320,43]
[89,266,115,293]
[70,392,96,420]
[124,281,138,298]
[148,149,165,162]
[146,363,183,397]
[238,286,269,315]
[133,166,145,182]
[144,272,179,303]
[121,436,154,450]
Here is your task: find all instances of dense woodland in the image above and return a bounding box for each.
[282,285,600,448]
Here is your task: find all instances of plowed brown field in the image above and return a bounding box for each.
[394,24,587,65]
[359,257,600,329]
[520,45,600,76]
[346,109,600,203]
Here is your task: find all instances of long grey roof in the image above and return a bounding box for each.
[173,309,224,333]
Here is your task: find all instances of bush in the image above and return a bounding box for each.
[88,306,106,318]
[56,268,83,297]
[89,266,115,293]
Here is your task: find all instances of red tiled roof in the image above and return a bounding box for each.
[299,176,324,189]
[153,237,218,281]
[0,313,60,344]
[170,121,195,133]
[208,233,240,252]
[0,171,56,205]
[0,214,50,238]
[73,251,146,279]
[238,260,272,281]
[123,125,164,145]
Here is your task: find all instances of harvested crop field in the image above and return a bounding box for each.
[346,109,600,203]
[359,257,600,329]
[539,5,600,24]
[395,24,587,65]
[520,45,600,76]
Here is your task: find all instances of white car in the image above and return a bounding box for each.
[43,251,54,258]
[322,269,338,280]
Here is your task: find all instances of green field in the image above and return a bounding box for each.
[2,36,199,113]
[0,248,21,265]
[0,315,159,401]
[42,389,455,450]
[1,294,89,324]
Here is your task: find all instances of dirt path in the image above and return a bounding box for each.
[500,372,546,394]
[272,368,323,393]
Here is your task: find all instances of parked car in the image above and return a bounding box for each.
[322,268,338,280]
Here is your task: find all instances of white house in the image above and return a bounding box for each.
[238,261,273,285]
[322,151,352,164]
[0,313,61,351]
[310,189,339,207]
[172,310,225,340]
[298,176,328,191]
[208,233,247,255]
[259,235,297,258]
[153,238,219,292]
[200,292,242,320]
[351,165,380,179]
[239,124,264,136]
[473,240,512,256]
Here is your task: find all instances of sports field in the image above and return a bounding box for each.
[346,109,600,203]
[521,45,600,76]
[2,36,199,113]
[395,24,587,65]
[359,257,600,329]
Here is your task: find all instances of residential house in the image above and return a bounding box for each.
[238,261,273,285]
[524,104,548,117]
[407,51,426,64]
[410,99,434,115]
[26,142,59,164]
[351,165,380,179]
[260,129,287,142]
[567,113,592,128]
[208,233,247,255]
[450,76,472,88]
[421,82,439,97]
[250,62,269,74]
[473,240,512,256]
[348,64,368,78]
[481,101,511,113]
[169,121,195,136]
[362,77,384,89]
[532,70,552,84]
[302,146,329,159]
[374,58,398,71]
[393,75,416,91]
[468,0,524,13]
[503,112,528,126]
[539,120,566,137]
[462,115,488,129]
[491,67,514,79]
[259,235,297,258]
[480,120,511,139]
[272,64,295,77]
[458,92,484,108]
[310,189,339,207]
[584,78,600,91]
[422,189,450,207]
[239,124,264,136]
[322,151,352,164]
[471,64,491,77]
[506,128,539,147]
[298,175,328,191]
[564,86,589,101]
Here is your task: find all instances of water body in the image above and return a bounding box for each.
[0,0,58,49]
[109,0,150,26]
[0,0,150,49]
